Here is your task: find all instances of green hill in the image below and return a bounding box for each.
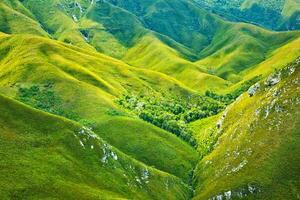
[0,94,193,199]
[0,33,200,182]
[191,59,300,199]
[194,0,300,31]
[2,0,299,92]
[0,0,300,199]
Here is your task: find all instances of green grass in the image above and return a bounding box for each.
[192,61,300,199]
[0,94,193,199]
[0,2,48,36]
[2,0,299,94]
[0,0,300,199]
[194,0,300,30]
[0,33,199,184]
[196,23,300,81]
[123,33,231,93]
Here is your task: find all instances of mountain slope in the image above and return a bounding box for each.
[196,25,300,84]
[0,1,47,37]
[192,59,300,199]
[0,0,300,199]
[0,33,199,182]
[2,0,299,92]
[194,0,300,30]
[0,94,192,199]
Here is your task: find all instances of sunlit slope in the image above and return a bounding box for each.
[20,0,145,57]
[123,33,230,93]
[192,60,300,199]
[3,0,299,93]
[0,94,192,200]
[0,33,198,181]
[0,33,193,97]
[103,0,300,86]
[9,0,227,92]
[20,0,95,51]
[196,24,300,82]
[226,36,300,94]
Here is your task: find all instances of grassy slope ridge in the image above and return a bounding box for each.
[195,24,300,82]
[123,33,231,93]
[104,0,300,81]
[0,94,192,200]
[194,0,300,31]
[19,0,228,92]
[3,0,299,92]
[0,2,48,37]
[87,0,300,86]
[192,60,300,199]
[0,33,198,182]
[225,34,300,94]
[0,0,300,199]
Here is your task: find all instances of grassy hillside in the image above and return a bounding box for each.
[0,94,193,199]
[123,33,230,92]
[0,2,48,36]
[196,24,300,82]
[225,35,300,94]
[2,0,298,93]
[194,0,300,30]
[192,59,300,199]
[0,0,300,199]
[0,33,199,182]
[104,0,300,85]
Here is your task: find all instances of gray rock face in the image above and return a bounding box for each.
[248,83,260,97]
[265,72,281,87]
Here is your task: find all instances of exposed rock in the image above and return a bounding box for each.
[75,2,84,14]
[288,66,296,75]
[79,140,85,148]
[248,83,260,97]
[209,184,260,200]
[101,143,118,164]
[217,112,227,129]
[265,72,281,87]
[72,14,78,22]
[224,191,232,199]
[141,168,150,184]
[231,159,248,173]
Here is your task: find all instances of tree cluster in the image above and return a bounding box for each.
[116,92,225,147]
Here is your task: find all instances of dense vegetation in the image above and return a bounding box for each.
[116,92,225,147]
[16,83,96,127]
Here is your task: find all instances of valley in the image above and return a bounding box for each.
[0,0,300,199]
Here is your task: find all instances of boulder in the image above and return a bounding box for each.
[248,83,260,97]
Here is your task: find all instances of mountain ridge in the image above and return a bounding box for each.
[0,0,300,199]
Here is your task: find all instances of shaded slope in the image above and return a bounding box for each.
[194,0,300,30]
[226,35,300,94]
[104,0,300,85]
[0,2,47,37]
